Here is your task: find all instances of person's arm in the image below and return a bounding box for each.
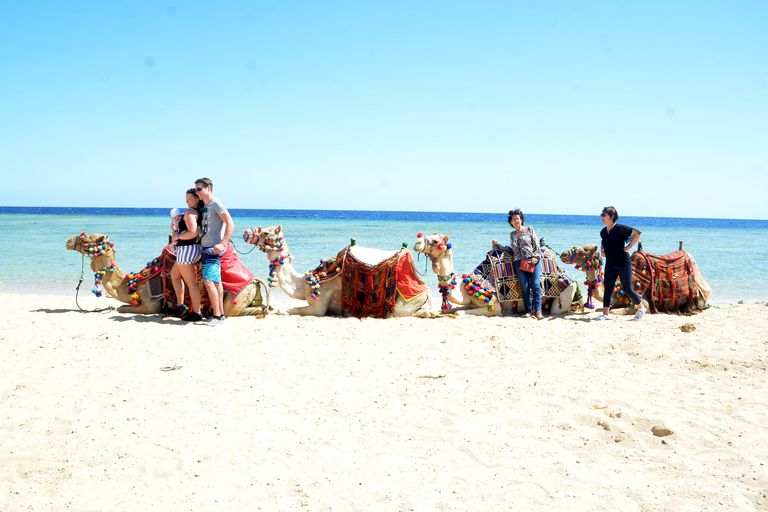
[624,229,642,253]
[214,210,235,253]
[178,210,199,240]
[491,232,513,252]
[491,241,512,252]
[599,229,606,258]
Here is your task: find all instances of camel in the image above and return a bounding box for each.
[243,225,436,317]
[558,244,607,309]
[559,244,711,314]
[412,233,578,316]
[66,232,269,317]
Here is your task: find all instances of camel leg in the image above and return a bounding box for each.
[414,307,438,318]
[550,284,576,315]
[410,296,438,318]
[116,303,162,315]
[455,307,502,317]
[392,294,437,318]
[280,296,331,316]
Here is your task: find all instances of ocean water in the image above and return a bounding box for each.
[1,207,767,304]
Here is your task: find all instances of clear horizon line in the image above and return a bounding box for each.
[2,205,768,222]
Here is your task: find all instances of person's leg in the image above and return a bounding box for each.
[179,264,201,314]
[201,247,223,318]
[531,260,542,314]
[170,263,185,307]
[597,265,619,319]
[616,264,646,320]
[616,264,642,304]
[514,261,532,315]
[203,280,222,316]
[215,281,225,318]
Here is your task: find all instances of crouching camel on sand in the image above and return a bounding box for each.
[559,243,712,314]
[413,233,579,316]
[242,225,437,318]
[66,232,269,317]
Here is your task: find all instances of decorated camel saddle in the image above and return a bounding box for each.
[629,248,711,313]
[412,233,578,315]
[243,225,435,318]
[463,246,576,312]
[560,243,711,314]
[66,232,269,317]
[322,245,430,318]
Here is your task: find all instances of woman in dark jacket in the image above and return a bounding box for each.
[595,206,646,321]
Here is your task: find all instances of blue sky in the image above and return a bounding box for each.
[2,1,766,218]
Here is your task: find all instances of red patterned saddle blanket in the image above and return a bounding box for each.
[327,247,428,318]
[631,250,698,308]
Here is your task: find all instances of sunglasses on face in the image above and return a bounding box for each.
[600,212,608,217]
[195,186,204,192]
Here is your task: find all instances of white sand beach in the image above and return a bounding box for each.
[1,293,767,511]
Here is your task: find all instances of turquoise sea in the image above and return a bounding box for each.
[1,207,767,304]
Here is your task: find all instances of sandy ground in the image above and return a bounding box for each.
[1,293,767,511]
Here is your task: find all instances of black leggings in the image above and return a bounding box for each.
[603,264,643,308]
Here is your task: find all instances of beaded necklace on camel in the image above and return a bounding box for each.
[437,273,457,311]
[78,233,159,306]
[416,233,460,311]
[77,233,117,298]
[571,246,603,309]
[303,255,341,301]
[245,228,291,288]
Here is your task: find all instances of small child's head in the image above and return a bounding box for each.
[170,208,184,228]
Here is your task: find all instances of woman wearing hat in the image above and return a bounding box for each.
[169,188,204,321]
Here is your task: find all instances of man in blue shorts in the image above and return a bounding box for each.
[194,177,234,326]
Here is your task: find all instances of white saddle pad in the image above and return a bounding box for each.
[348,246,399,265]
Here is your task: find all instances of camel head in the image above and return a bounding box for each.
[66,232,113,257]
[413,233,453,276]
[243,225,286,256]
[560,244,601,271]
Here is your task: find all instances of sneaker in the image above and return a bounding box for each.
[633,305,647,322]
[535,311,544,320]
[522,313,531,319]
[173,304,189,318]
[593,314,609,321]
[207,315,225,327]
[182,312,203,322]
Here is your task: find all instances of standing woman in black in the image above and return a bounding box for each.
[594,206,647,321]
